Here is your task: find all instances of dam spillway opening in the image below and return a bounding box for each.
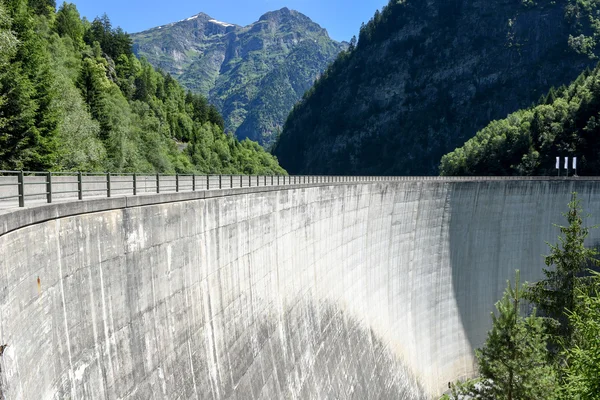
[1,179,599,399]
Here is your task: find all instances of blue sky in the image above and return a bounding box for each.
[66,0,388,42]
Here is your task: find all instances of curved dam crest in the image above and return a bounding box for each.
[0,180,599,399]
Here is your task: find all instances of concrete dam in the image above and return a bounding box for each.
[1,178,599,399]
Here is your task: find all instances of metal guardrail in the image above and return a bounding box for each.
[0,170,597,209]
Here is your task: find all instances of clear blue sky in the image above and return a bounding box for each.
[65,0,388,42]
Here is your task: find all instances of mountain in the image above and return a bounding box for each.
[132,8,346,147]
[439,64,600,176]
[272,0,598,175]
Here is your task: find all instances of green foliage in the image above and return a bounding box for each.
[445,273,559,400]
[0,0,18,66]
[561,271,600,400]
[565,0,600,58]
[83,13,132,61]
[27,0,53,17]
[55,2,84,48]
[524,193,599,346]
[0,0,58,170]
[0,1,285,175]
[443,271,559,400]
[440,63,600,176]
[467,271,558,400]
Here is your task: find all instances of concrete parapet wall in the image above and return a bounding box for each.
[0,180,599,399]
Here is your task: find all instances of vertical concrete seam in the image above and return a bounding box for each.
[56,219,76,398]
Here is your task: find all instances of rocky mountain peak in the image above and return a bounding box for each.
[258,7,313,25]
[258,7,292,20]
[132,9,345,147]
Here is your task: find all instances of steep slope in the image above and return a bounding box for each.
[132,8,345,146]
[440,64,600,176]
[273,0,598,175]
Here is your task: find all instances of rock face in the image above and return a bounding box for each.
[132,8,346,146]
[273,0,597,175]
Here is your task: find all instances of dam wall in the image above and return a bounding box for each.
[0,180,599,399]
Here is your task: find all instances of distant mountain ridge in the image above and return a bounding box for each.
[132,8,346,146]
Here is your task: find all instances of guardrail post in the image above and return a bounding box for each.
[46,172,52,203]
[240,175,242,188]
[207,175,210,190]
[192,174,195,191]
[18,170,24,207]
[277,175,280,185]
[271,176,274,186]
[106,172,111,198]
[78,171,83,200]
[219,174,222,189]
[264,176,266,186]
[256,175,259,187]
[249,175,252,187]
[176,173,179,192]
[230,175,233,188]
[156,173,160,193]
[133,173,137,196]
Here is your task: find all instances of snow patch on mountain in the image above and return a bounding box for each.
[209,19,234,27]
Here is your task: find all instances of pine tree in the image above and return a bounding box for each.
[561,271,600,400]
[449,271,558,400]
[0,0,58,170]
[0,0,19,132]
[55,2,84,48]
[27,0,54,17]
[524,192,599,346]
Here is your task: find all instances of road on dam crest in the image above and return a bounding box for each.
[0,178,599,399]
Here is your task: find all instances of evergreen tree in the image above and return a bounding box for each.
[0,0,18,132]
[55,2,84,47]
[0,0,17,65]
[524,193,599,346]
[0,0,58,170]
[447,271,558,400]
[561,271,600,400]
[27,0,54,17]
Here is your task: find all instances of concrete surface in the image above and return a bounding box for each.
[0,180,599,399]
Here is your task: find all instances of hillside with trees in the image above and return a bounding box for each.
[273,0,599,176]
[440,64,600,176]
[0,0,285,175]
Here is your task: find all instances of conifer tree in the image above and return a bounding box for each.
[524,193,599,346]
[0,0,58,170]
[447,271,557,400]
[561,271,600,400]
[55,2,84,47]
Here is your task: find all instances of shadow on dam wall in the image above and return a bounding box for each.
[448,180,600,381]
[1,180,600,400]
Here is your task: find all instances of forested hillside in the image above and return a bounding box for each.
[132,8,345,147]
[440,64,600,176]
[273,0,598,175]
[0,0,285,174]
